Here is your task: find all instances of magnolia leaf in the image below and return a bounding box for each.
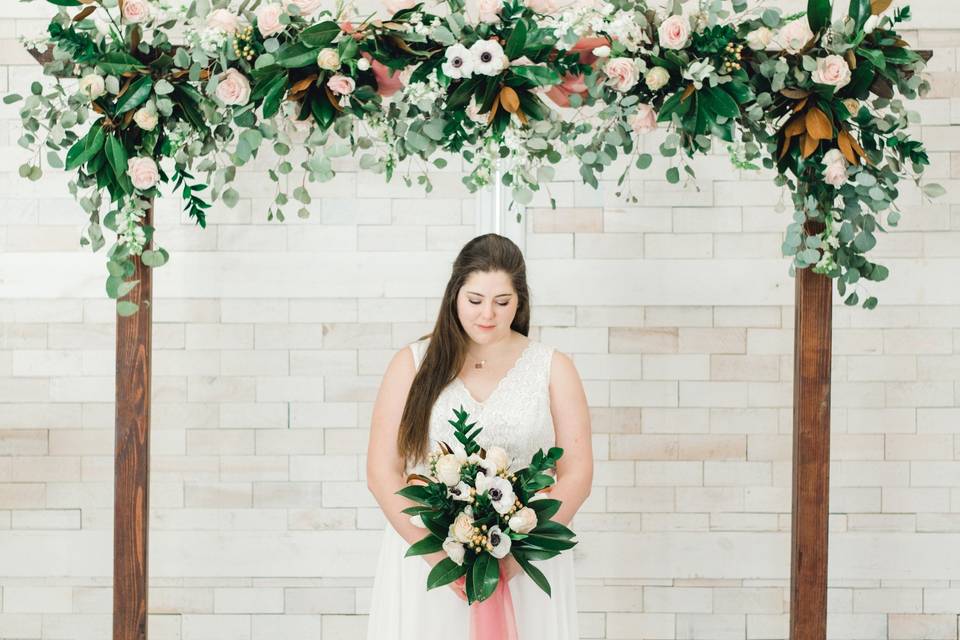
[871,0,892,14]
[807,0,831,32]
[805,107,833,141]
[499,86,520,113]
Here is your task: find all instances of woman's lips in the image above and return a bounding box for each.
[478,325,495,330]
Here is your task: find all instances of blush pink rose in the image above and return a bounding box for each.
[256,3,284,37]
[285,0,323,15]
[774,18,815,54]
[603,57,639,92]
[629,104,657,134]
[524,0,557,13]
[215,68,251,106]
[206,8,241,33]
[326,74,356,95]
[812,55,852,89]
[121,0,152,24]
[465,0,503,25]
[822,149,848,187]
[126,157,160,191]
[657,15,691,50]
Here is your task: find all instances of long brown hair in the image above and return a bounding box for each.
[397,233,531,469]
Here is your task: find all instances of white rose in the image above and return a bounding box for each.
[435,453,463,486]
[629,103,658,134]
[449,511,475,544]
[821,149,848,187]
[121,0,151,24]
[487,525,511,559]
[774,18,815,55]
[316,48,341,71]
[485,447,511,474]
[356,57,371,71]
[524,0,556,13]
[592,45,611,58]
[746,26,773,51]
[256,3,284,37]
[126,157,160,191]
[465,0,503,25]
[470,39,507,76]
[657,15,691,50]
[206,8,241,33]
[133,107,158,131]
[382,0,417,15]
[441,43,475,80]
[215,68,251,106]
[644,66,670,91]
[842,98,860,115]
[79,74,106,100]
[285,0,323,16]
[443,537,466,565]
[507,506,538,534]
[812,54,852,90]
[603,57,639,92]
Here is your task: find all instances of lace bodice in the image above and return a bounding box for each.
[405,337,557,476]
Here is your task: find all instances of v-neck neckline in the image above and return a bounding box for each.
[455,339,534,407]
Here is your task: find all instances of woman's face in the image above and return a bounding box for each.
[457,270,519,344]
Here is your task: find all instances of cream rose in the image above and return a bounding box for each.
[215,68,251,106]
[435,453,463,486]
[507,506,538,534]
[133,107,158,131]
[316,48,341,71]
[774,18,815,55]
[657,15,691,50]
[842,98,860,115]
[746,26,773,51]
[326,74,356,95]
[206,8,241,33]
[812,55,851,90]
[126,157,160,191]
[382,0,417,14]
[485,447,511,474]
[629,103,657,134]
[822,149,848,187]
[604,57,639,92]
[79,74,106,100]
[449,511,475,544]
[466,0,503,25]
[356,57,371,71]
[256,3,284,37]
[121,0,152,24]
[442,537,466,565]
[644,66,670,91]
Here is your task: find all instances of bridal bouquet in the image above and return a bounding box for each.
[397,407,577,608]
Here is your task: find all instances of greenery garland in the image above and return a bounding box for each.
[7,0,943,313]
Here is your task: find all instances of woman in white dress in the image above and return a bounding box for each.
[365,233,594,640]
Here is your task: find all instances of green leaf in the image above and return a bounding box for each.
[261,74,288,118]
[702,86,740,119]
[807,0,832,32]
[104,134,130,185]
[97,52,147,75]
[666,167,680,184]
[47,0,82,5]
[636,153,653,170]
[300,20,341,48]
[3,93,22,104]
[505,18,528,60]
[65,123,106,171]
[117,301,139,317]
[426,557,467,590]
[848,0,871,31]
[404,534,443,558]
[510,65,561,87]
[512,549,551,597]
[922,183,945,198]
[276,42,320,68]
[115,76,153,114]
[471,552,500,602]
[222,188,240,208]
[141,250,168,268]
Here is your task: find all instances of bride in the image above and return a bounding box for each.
[365,233,593,639]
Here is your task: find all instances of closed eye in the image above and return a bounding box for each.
[470,300,509,306]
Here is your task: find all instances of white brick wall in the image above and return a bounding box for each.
[1,2,960,639]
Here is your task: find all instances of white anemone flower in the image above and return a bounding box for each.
[442,43,474,79]
[487,525,511,559]
[470,39,507,76]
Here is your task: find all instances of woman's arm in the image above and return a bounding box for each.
[365,346,447,566]
[545,350,594,528]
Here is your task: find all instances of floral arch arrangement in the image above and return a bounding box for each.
[9,0,942,314]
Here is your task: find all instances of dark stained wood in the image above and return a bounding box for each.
[789,264,833,640]
[113,202,153,640]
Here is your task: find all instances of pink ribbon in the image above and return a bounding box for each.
[468,562,519,640]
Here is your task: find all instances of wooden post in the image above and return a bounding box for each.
[113,202,153,640]
[789,264,833,640]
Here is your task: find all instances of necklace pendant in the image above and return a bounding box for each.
[475,360,485,369]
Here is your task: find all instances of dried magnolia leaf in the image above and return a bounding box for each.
[871,0,893,14]
[784,115,806,139]
[405,473,432,485]
[74,5,96,21]
[780,88,810,100]
[805,107,833,141]
[130,25,141,52]
[792,97,809,113]
[438,441,453,455]
[778,137,791,160]
[325,85,345,112]
[499,86,520,113]
[869,76,894,99]
[845,49,857,70]
[290,74,317,94]
[680,83,695,103]
[837,131,858,165]
[487,93,501,123]
[801,132,819,158]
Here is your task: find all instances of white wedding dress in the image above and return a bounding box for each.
[366,337,580,640]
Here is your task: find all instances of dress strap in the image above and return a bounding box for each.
[409,338,430,370]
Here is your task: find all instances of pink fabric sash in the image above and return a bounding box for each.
[469,563,519,640]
